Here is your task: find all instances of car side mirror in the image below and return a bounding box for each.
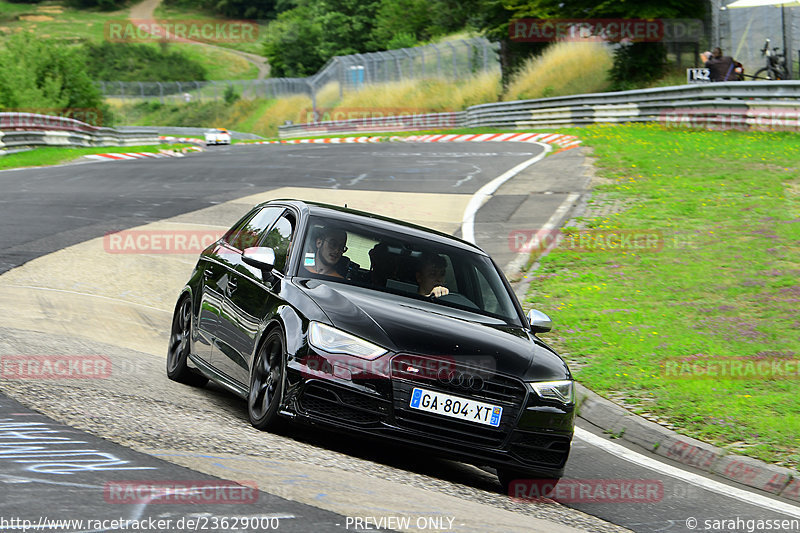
[242,247,276,279]
[527,309,552,333]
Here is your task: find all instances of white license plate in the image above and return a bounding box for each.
[409,387,502,427]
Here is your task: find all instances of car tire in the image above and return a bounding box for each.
[496,467,563,497]
[248,329,285,431]
[166,297,208,387]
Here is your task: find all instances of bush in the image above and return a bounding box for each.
[0,33,104,122]
[162,0,284,20]
[386,32,417,50]
[223,85,240,105]
[83,42,207,82]
[609,43,667,90]
[503,41,613,101]
[65,0,128,10]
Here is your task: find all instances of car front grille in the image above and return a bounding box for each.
[390,354,527,447]
[299,382,385,425]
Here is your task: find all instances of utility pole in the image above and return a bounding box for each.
[711,0,721,48]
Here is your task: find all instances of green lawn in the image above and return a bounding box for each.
[527,124,800,468]
[0,0,118,42]
[153,2,268,56]
[0,0,262,80]
[0,143,193,170]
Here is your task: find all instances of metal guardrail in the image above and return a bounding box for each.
[0,113,159,151]
[279,81,800,137]
[117,126,265,141]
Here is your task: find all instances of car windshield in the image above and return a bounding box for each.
[296,214,522,325]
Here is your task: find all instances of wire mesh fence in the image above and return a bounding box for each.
[98,37,499,105]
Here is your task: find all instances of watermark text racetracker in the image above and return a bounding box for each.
[301,353,496,381]
[104,229,225,254]
[508,228,690,254]
[661,108,800,132]
[105,19,259,44]
[104,480,257,504]
[664,356,800,380]
[0,355,152,379]
[1,355,111,380]
[509,18,703,43]
[302,107,460,129]
[509,479,663,503]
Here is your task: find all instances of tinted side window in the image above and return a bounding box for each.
[226,207,283,251]
[260,214,295,273]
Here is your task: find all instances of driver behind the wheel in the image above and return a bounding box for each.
[415,252,449,298]
[305,226,348,278]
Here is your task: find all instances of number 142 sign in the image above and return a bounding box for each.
[687,68,711,83]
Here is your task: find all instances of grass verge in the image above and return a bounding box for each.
[0,144,193,170]
[0,0,260,81]
[526,123,800,468]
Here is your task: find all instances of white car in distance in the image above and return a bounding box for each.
[205,128,231,145]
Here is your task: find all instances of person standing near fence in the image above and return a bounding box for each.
[701,47,743,81]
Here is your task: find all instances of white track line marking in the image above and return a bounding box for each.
[5,285,170,314]
[575,427,800,518]
[461,143,551,244]
[503,192,580,274]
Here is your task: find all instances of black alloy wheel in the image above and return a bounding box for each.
[248,329,285,430]
[166,297,208,386]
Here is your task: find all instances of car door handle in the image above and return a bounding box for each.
[227,279,238,293]
[203,268,213,279]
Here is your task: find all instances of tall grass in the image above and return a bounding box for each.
[504,41,613,101]
[334,71,501,112]
[109,95,313,137]
[243,95,313,137]
[315,82,342,108]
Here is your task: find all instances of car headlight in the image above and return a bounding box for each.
[528,380,574,404]
[308,322,387,360]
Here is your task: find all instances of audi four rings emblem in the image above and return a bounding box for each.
[437,368,485,391]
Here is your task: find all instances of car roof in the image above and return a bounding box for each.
[259,199,487,255]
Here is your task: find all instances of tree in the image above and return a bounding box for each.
[312,0,382,58]
[263,4,325,77]
[162,0,287,20]
[0,33,103,115]
[264,0,381,77]
[468,0,703,91]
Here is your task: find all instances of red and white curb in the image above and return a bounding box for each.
[397,132,581,149]
[253,132,581,150]
[159,135,206,146]
[250,136,385,144]
[84,147,202,162]
[83,132,580,161]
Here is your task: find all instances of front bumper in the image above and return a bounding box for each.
[285,353,574,474]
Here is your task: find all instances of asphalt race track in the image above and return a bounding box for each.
[1,142,798,533]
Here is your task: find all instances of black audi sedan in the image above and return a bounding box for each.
[167,199,575,487]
